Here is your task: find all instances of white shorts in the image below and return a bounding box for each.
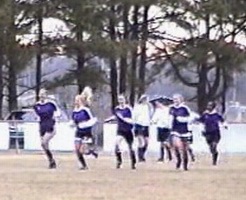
[75,136,93,144]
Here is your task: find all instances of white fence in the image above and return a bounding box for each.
[0,122,246,153]
[0,121,75,151]
[103,123,246,154]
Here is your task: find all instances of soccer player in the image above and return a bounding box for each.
[151,96,172,162]
[34,89,60,169]
[169,94,192,171]
[132,95,151,162]
[80,86,98,159]
[105,94,136,169]
[71,87,98,170]
[199,101,227,165]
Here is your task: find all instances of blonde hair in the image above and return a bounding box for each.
[173,93,184,102]
[39,88,47,97]
[80,86,93,106]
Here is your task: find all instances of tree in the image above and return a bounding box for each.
[55,0,107,93]
[0,1,6,118]
[155,0,246,113]
[0,0,35,112]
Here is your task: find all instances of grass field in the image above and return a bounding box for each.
[0,152,245,200]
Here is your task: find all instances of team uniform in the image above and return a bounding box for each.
[152,106,171,142]
[72,106,97,169]
[34,100,58,168]
[199,110,225,165]
[72,106,97,144]
[169,103,191,170]
[115,105,134,145]
[134,124,149,137]
[151,105,172,161]
[34,101,57,137]
[200,111,224,144]
[133,103,151,161]
[114,105,136,169]
[169,104,191,142]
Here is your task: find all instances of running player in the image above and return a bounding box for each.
[151,96,172,162]
[34,89,60,169]
[105,94,136,169]
[71,87,98,170]
[133,95,151,162]
[169,94,192,171]
[199,101,227,165]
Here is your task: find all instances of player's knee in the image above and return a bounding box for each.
[115,145,120,153]
[41,140,47,150]
[209,144,217,154]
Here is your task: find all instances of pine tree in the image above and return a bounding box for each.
[156,0,246,112]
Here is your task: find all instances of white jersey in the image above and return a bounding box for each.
[151,106,172,129]
[133,103,151,127]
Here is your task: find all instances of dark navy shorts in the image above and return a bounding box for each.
[134,124,149,137]
[40,120,55,137]
[75,130,93,144]
[203,130,221,144]
[157,128,170,142]
[117,130,134,145]
[75,130,92,139]
[180,135,193,143]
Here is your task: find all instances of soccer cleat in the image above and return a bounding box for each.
[184,167,189,171]
[93,152,98,159]
[79,166,89,170]
[49,160,56,169]
[131,165,136,170]
[88,149,98,159]
[116,161,122,169]
[176,160,181,169]
[157,158,164,162]
[139,157,146,162]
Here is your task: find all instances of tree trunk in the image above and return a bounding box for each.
[197,65,208,114]
[76,25,85,94]
[119,56,127,94]
[35,6,43,101]
[8,1,18,112]
[129,5,139,106]
[0,46,3,119]
[109,5,118,110]
[109,58,118,110]
[8,61,18,112]
[138,5,149,97]
[119,4,130,94]
[197,14,210,113]
[221,68,227,114]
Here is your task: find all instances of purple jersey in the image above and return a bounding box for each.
[72,107,93,134]
[200,111,224,133]
[170,105,190,134]
[114,106,133,132]
[34,101,57,122]
[34,101,57,136]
